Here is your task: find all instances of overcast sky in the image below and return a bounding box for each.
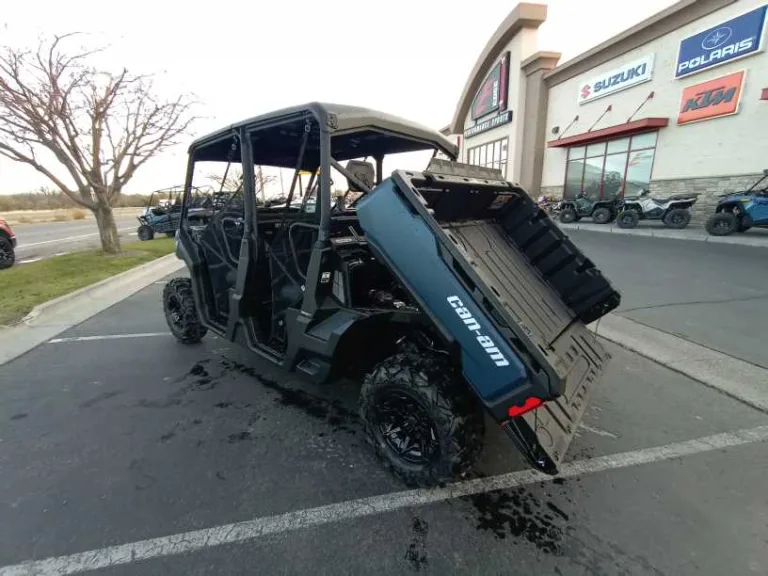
[0,0,678,195]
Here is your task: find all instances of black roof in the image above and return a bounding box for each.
[190,102,458,166]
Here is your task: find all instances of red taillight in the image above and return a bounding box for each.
[507,397,543,418]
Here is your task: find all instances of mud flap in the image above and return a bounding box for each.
[503,321,609,474]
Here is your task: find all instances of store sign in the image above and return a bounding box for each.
[577,54,655,105]
[470,52,510,120]
[678,70,744,124]
[675,5,767,78]
[464,110,512,138]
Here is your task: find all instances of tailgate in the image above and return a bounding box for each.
[387,165,619,473]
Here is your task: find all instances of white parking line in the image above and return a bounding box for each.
[48,333,170,343]
[2,424,766,576]
[18,227,134,248]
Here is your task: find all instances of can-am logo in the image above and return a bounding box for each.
[578,55,654,104]
[447,295,509,367]
[675,5,767,78]
[678,70,744,125]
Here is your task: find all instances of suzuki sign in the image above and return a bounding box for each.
[678,70,745,125]
[675,4,767,78]
[578,55,655,105]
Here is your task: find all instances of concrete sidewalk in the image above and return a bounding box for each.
[559,220,768,247]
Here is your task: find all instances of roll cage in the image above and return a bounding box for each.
[176,103,457,367]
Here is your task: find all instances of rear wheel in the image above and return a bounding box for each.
[592,207,612,224]
[163,277,207,344]
[663,208,691,229]
[0,236,15,270]
[137,225,154,241]
[360,352,485,487]
[616,210,640,229]
[559,208,577,224]
[705,212,737,236]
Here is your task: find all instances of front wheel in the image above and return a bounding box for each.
[592,207,612,224]
[137,224,154,241]
[616,210,640,229]
[663,208,691,229]
[705,212,737,236]
[0,236,15,270]
[360,353,485,487]
[163,277,208,344]
[559,208,577,224]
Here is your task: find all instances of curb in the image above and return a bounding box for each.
[0,253,185,366]
[588,313,768,414]
[560,223,768,248]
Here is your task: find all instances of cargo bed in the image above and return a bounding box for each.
[381,162,620,472]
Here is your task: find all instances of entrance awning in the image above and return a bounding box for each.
[547,117,669,148]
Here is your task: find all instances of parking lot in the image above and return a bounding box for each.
[2,258,767,575]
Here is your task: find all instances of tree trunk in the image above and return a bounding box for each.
[93,203,121,254]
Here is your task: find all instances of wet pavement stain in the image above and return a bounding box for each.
[404,516,429,572]
[461,487,564,554]
[219,356,359,435]
[80,390,122,409]
[10,413,28,420]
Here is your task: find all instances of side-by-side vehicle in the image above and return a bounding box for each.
[163,103,620,485]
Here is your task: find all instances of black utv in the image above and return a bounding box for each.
[163,103,620,486]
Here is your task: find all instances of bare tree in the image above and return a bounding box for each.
[206,166,277,200]
[0,34,195,252]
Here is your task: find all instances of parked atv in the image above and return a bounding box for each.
[705,170,768,236]
[558,192,621,224]
[163,103,620,486]
[616,189,698,229]
[137,186,213,240]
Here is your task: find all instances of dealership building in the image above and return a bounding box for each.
[442,0,768,217]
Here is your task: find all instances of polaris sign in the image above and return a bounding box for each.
[675,5,767,78]
[578,55,655,105]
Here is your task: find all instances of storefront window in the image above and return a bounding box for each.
[564,132,657,200]
[467,137,508,177]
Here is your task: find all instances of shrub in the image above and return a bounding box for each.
[72,209,87,220]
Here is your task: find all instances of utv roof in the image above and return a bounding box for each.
[190,102,459,167]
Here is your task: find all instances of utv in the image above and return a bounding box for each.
[616,189,698,229]
[163,103,620,486]
[137,185,213,240]
[558,192,621,224]
[705,169,768,236]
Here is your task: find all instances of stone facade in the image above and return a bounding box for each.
[649,173,763,221]
[536,173,764,221]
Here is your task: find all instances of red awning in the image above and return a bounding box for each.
[547,117,669,148]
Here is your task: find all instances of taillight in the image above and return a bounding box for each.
[507,397,543,418]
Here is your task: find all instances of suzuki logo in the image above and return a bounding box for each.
[580,85,591,99]
[702,27,732,50]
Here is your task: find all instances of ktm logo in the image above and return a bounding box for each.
[580,84,592,99]
[681,85,737,112]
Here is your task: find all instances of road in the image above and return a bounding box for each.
[567,230,768,369]
[11,213,141,262]
[0,279,766,575]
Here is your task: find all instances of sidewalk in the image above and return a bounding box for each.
[559,220,768,248]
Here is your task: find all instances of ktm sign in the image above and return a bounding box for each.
[678,71,745,125]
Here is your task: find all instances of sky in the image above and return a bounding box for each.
[0,0,679,196]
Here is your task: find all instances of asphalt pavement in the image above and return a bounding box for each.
[565,229,768,369]
[0,280,766,575]
[11,214,140,262]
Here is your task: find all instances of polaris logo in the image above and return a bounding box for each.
[677,38,754,75]
[447,296,509,367]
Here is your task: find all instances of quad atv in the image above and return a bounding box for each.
[616,189,698,229]
[558,192,621,225]
[705,169,768,236]
[163,103,620,486]
[137,185,213,240]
